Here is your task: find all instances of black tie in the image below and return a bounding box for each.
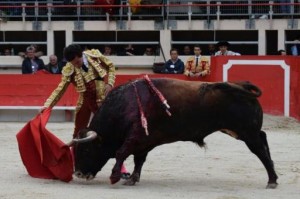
[196,57,198,67]
[82,64,88,72]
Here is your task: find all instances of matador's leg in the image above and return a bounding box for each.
[73,94,92,138]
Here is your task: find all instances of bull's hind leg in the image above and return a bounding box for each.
[243,130,278,188]
[123,152,148,186]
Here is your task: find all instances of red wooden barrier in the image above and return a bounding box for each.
[211,56,300,120]
[0,74,197,107]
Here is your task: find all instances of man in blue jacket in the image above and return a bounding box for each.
[162,48,184,74]
[22,46,45,74]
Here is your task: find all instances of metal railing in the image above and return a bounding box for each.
[0,0,299,22]
[0,0,165,21]
[167,0,300,19]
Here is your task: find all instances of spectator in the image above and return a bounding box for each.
[139,0,162,15]
[63,0,77,15]
[207,44,216,56]
[291,35,300,56]
[22,46,45,74]
[3,48,11,56]
[59,57,68,67]
[183,45,192,55]
[215,41,241,56]
[118,44,136,56]
[45,55,63,74]
[251,1,269,19]
[162,48,184,74]
[103,45,113,56]
[94,0,118,15]
[278,0,291,14]
[18,44,43,59]
[278,49,287,55]
[184,45,210,78]
[129,0,142,14]
[144,46,154,56]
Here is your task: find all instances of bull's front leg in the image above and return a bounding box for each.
[110,137,136,184]
[110,152,127,184]
[123,152,149,186]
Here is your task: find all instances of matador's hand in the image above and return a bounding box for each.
[105,84,113,96]
[39,106,47,114]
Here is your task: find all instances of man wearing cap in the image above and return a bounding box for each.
[215,41,241,56]
[184,45,210,77]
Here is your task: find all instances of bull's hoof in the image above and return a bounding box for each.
[266,182,278,189]
[123,178,137,186]
[110,175,121,184]
[123,173,140,186]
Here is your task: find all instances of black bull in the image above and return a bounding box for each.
[70,78,278,188]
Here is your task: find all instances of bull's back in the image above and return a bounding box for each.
[149,79,263,138]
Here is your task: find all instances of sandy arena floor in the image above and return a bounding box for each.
[0,114,299,199]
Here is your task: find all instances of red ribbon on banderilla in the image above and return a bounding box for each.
[143,75,172,116]
[133,82,149,136]
[133,75,172,136]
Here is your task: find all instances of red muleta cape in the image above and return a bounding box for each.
[16,108,73,182]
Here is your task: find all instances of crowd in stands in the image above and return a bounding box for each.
[2,36,299,75]
[11,41,237,75]
[0,0,299,20]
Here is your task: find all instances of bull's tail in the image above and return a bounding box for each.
[232,81,262,97]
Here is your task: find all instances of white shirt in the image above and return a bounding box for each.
[215,50,241,56]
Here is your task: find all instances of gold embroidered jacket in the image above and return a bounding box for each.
[44,49,116,108]
[184,56,210,76]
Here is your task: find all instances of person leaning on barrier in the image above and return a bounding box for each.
[291,35,300,56]
[162,48,184,74]
[215,41,241,56]
[278,49,287,56]
[118,44,136,56]
[143,46,154,56]
[3,48,11,56]
[182,45,192,55]
[45,55,63,74]
[103,45,114,56]
[19,44,44,59]
[184,45,210,78]
[207,44,216,56]
[21,46,45,74]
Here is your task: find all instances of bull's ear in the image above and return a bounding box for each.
[72,131,98,143]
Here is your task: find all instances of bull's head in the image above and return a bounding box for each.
[68,129,111,181]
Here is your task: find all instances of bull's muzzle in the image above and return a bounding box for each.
[74,171,95,181]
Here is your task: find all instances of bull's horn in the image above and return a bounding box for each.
[72,131,98,144]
